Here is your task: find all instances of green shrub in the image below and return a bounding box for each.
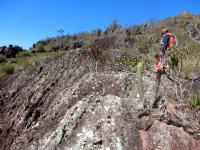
[191,94,200,108]
[197,23,200,30]
[17,51,32,58]
[1,64,15,75]
[138,44,149,54]
[115,57,141,71]
[16,56,33,70]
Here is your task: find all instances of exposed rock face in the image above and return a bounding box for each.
[139,121,199,150]
[0,49,199,150]
[188,24,200,44]
[187,72,199,80]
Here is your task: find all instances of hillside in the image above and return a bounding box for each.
[0,13,200,150]
[29,13,200,77]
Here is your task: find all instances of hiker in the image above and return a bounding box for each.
[160,28,176,57]
[154,54,165,73]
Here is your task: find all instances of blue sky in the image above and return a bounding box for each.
[0,0,200,49]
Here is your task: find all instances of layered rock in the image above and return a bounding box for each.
[0,49,199,150]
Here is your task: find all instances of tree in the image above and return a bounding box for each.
[57,29,64,36]
[8,44,13,49]
[97,29,102,37]
[110,19,120,30]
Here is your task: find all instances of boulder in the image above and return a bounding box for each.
[139,121,200,150]
[187,72,199,80]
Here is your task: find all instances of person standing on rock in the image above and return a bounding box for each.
[160,28,177,57]
[154,53,164,73]
[160,28,177,75]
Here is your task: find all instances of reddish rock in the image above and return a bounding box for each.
[0,49,199,150]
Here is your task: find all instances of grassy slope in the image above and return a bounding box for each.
[0,51,64,77]
[160,14,200,76]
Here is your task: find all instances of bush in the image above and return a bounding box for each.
[0,54,6,63]
[138,44,149,54]
[16,56,32,70]
[191,94,200,108]
[90,36,116,62]
[115,57,141,71]
[1,64,15,75]
[17,51,32,58]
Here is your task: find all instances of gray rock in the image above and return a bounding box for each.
[187,72,199,80]
[0,49,199,150]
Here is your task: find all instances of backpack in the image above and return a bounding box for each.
[167,33,177,48]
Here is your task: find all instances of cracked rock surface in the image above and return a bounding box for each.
[0,49,199,150]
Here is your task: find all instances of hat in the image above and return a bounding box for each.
[161,28,168,34]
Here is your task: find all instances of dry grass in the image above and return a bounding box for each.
[0,51,64,78]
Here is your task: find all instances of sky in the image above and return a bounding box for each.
[0,0,200,49]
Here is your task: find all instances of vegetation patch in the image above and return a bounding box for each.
[191,94,200,108]
[115,56,152,72]
[115,57,141,71]
[0,51,65,78]
[0,63,15,75]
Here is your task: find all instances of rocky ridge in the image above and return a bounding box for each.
[0,48,199,150]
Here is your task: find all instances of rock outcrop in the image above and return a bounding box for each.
[0,49,199,150]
